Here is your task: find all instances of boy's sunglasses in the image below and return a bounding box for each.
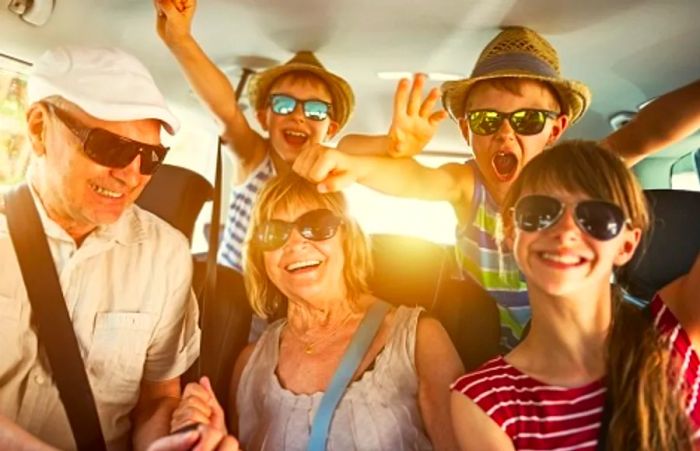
[513,195,628,241]
[254,208,343,251]
[269,94,332,121]
[466,109,559,136]
[47,103,169,175]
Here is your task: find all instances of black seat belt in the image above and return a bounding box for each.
[5,184,107,451]
[198,67,255,380]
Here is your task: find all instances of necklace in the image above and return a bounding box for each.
[285,312,354,355]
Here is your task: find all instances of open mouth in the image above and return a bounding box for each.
[283,130,309,146]
[285,259,322,273]
[491,151,518,182]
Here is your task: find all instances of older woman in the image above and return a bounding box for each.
[170,172,463,450]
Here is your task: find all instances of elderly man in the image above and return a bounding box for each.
[0,46,200,451]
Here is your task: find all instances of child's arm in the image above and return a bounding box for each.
[155,0,266,169]
[292,144,472,205]
[335,74,447,157]
[450,392,515,451]
[601,79,700,167]
[660,253,700,350]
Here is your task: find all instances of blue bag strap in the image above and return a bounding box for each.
[307,300,392,451]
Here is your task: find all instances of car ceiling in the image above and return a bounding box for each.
[1,0,699,158]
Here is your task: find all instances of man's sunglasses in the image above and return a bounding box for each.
[513,195,628,241]
[269,94,332,121]
[47,103,169,175]
[254,208,343,251]
[466,109,559,136]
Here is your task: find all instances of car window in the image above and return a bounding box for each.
[0,61,30,188]
[671,149,700,191]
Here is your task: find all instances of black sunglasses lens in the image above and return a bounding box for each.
[270,95,296,115]
[297,209,341,241]
[256,220,292,250]
[468,111,503,135]
[510,110,547,135]
[303,100,330,121]
[515,195,562,232]
[575,201,625,240]
[83,129,137,168]
[84,130,167,175]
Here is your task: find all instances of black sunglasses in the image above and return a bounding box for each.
[47,103,169,175]
[513,195,629,241]
[254,208,343,251]
[269,94,332,121]
[466,109,559,136]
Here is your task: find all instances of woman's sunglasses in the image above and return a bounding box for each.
[254,208,343,251]
[466,109,559,136]
[269,94,332,121]
[47,103,169,175]
[513,194,628,241]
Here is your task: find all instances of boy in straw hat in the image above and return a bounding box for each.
[156,0,357,273]
[293,26,700,350]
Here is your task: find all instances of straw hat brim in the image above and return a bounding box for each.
[442,70,591,125]
[248,63,355,130]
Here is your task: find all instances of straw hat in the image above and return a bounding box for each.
[247,51,355,130]
[442,26,591,124]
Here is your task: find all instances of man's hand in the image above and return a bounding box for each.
[154,0,196,46]
[292,144,361,192]
[170,377,226,435]
[387,73,447,158]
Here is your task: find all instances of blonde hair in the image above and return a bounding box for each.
[465,78,563,114]
[242,172,373,319]
[502,140,693,450]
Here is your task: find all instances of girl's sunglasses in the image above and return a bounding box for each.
[254,208,343,251]
[269,94,332,121]
[47,103,169,175]
[513,195,628,241]
[466,109,559,136]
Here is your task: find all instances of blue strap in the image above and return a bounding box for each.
[307,300,391,451]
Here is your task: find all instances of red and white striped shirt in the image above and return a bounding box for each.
[451,295,700,450]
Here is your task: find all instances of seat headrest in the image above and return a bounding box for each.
[136,164,213,242]
[369,234,448,310]
[619,189,700,301]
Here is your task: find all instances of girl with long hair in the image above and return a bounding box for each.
[451,140,700,450]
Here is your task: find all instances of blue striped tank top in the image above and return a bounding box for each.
[218,155,276,272]
[454,160,530,350]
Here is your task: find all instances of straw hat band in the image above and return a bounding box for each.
[471,52,558,78]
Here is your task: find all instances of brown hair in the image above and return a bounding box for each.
[502,140,693,450]
[242,172,373,319]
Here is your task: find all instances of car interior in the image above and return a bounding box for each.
[1,0,699,423]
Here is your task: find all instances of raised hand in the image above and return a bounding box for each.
[154,0,196,46]
[170,377,227,435]
[388,73,447,158]
[292,144,360,193]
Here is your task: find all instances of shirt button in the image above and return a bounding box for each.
[34,374,45,385]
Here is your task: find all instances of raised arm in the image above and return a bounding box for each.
[292,144,473,206]
[601,79,700,167]
[335,74,447,157]
[154,0,267,168]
